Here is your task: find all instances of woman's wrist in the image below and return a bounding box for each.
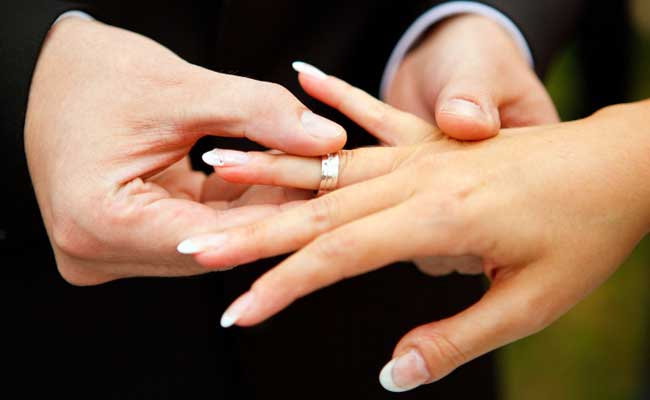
[586,101,650,233]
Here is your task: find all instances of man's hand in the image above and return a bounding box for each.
[24,17,344,285]
[386,14,559,140]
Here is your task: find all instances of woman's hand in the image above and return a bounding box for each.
[180,72,650,392]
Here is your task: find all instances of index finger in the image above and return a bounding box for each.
[293,62,439,146]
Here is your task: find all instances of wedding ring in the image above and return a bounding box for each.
[318,152,340,196]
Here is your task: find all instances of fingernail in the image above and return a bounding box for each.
[440,98,487,121]
[202,149,250,167]
[301,110,344,139]
[177,233,228,255]
[291,61,327,80]
[379,349,430,392]
[221,291,255,328]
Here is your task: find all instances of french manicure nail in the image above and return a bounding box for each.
[220,291,255,328]
[301,110,344,139]
[440,98,486,120]
[176,233,228,255]
[202,149,250,167]
[291,61,327,80]
[379,349,430,392]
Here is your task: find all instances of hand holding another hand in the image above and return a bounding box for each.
[25,17,345,285]
[183,69,650,392]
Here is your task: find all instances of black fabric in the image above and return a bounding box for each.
[1,1,583,398]
[486,0,586,76]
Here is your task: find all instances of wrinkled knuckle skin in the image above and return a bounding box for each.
[239,223,266,262]
[307,195,340,232]
[416,193,465,239]
[303,233,357,287]
[414,330,467,382]
[311,232,353,262]
[365,100,391,133]
[260,82,296,106]
[246,81,302,127]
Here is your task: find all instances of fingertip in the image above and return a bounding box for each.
[436,99,500,141]
[270,109,346,157]
[192,241,249,271]
[211,165,255,185]
[292,61,328,80]
[220,291,256,328]
[436,114,498,141]
[295,69,344,113]
[297,73,330,103]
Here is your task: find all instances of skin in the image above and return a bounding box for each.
[387,14,559,140]
[25,13,555,286]
[184,72,650,391]
[25,17,345,285]
[385,14,560,276]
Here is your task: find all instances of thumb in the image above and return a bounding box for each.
[177,69,346,156]
[379,264,558,392]
[434,75,502,141]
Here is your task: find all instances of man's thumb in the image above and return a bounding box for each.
[435,77,501,141]
[178,71,346,156]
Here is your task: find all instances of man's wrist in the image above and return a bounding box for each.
[417,13,530,69]
[380,1,533,99]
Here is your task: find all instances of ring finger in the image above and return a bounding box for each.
[201,146,412,191]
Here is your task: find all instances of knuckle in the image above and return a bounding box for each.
[364,99,392,132]
[416,191,465,231]
[311,231,354,262]
[239,223,266,260]
[248,81,300,124]
[261,81,294,102]
[414,330,467,381]
[307,195,341,232]
[301,233,357,286]
[410,170,483,254]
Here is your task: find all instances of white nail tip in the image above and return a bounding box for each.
[201,151,224,167]
[220,312,237,328]
[379,359,410,393]
[219,292,255,329]
[291,61,327,80]
[177,239,202,255]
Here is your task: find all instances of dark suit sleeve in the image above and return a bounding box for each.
[0,2,89,164]
[473,0,586,76]
[408,1,586,77]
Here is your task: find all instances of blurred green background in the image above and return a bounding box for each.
[500,1,650,399]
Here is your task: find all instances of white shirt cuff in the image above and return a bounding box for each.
[380,1,534,99]
[53,10,94,26]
